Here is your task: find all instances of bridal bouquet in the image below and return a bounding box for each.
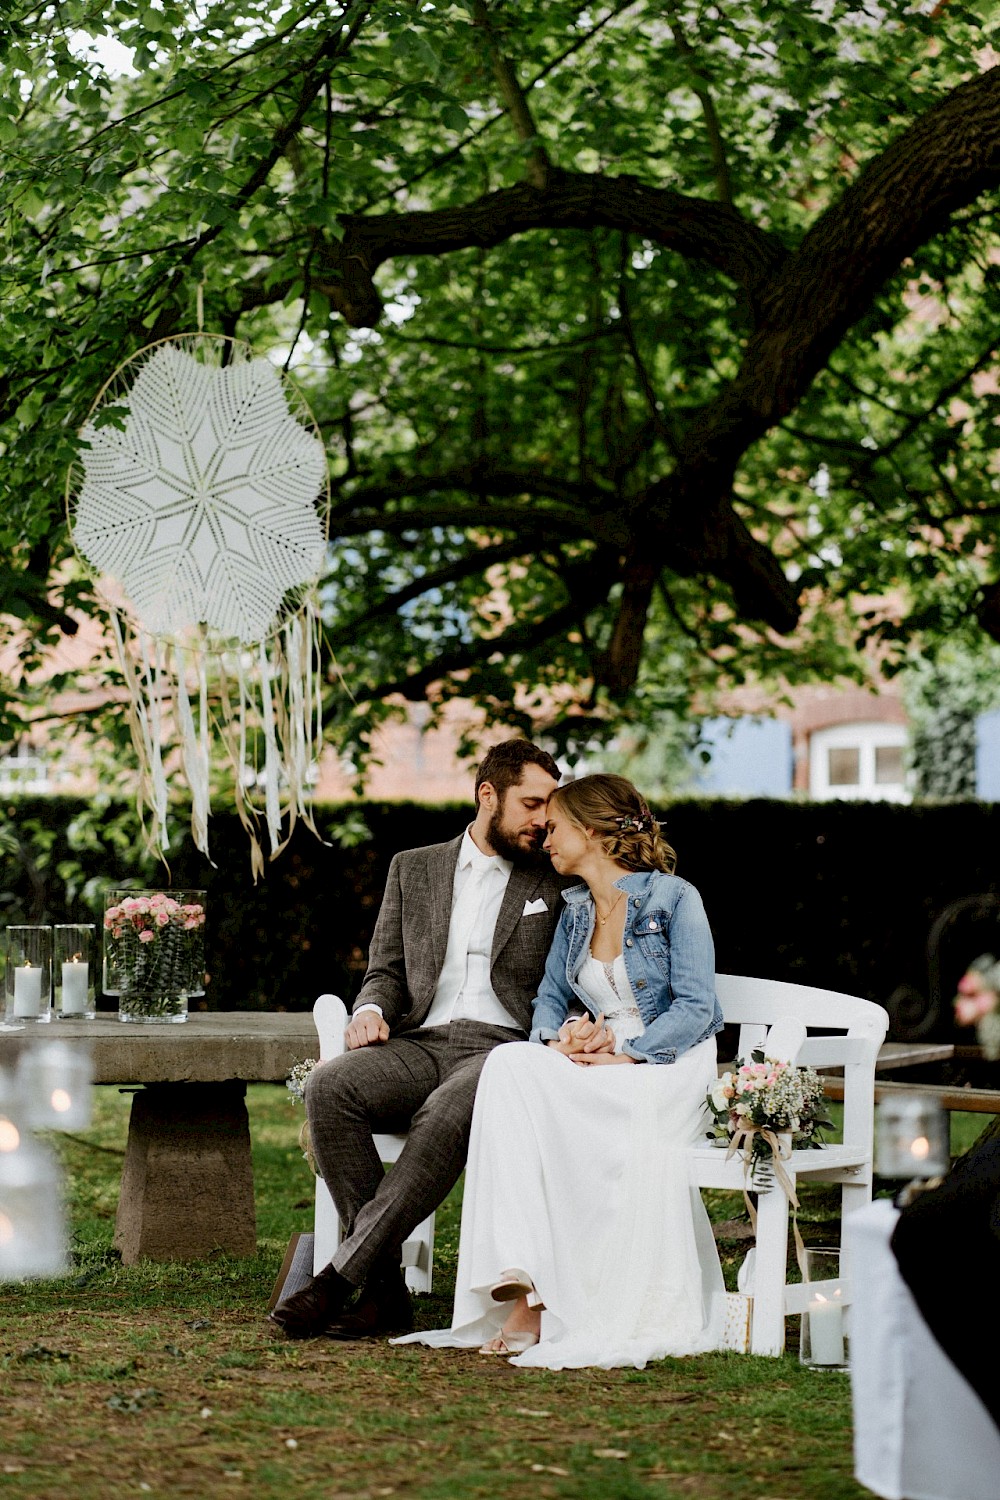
[954,955,1000,1060]
[706,1051,831,1182]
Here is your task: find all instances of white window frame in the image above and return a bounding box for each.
[809,721,910,803]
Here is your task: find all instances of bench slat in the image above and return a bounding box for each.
[822,1077,1000,1114]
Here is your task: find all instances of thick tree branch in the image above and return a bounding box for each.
[311,170,788,327]
[331,464,628,547]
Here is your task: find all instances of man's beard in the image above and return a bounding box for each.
[486,806,548,867]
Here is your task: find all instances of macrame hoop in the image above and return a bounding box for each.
[66,333,331,879]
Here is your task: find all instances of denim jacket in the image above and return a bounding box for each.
[528,870,723,1064]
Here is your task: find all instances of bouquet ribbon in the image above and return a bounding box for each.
[725,1125,807,1278]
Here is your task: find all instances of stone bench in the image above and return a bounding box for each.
[3,1012,316,1263]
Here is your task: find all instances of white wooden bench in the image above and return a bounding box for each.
[313,976,889,1349]
[692,974,889,1355]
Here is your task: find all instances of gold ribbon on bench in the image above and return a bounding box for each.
[725,1124,808,1279]
[299,1119,317,1175]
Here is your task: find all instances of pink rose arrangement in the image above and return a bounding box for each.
[104,891,206,1019]
[953,956,1000,1060]
[706,1049,831,1180]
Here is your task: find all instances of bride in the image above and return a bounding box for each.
[395,773,726,1369]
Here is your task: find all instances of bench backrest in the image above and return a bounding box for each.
[715,973,890,1152]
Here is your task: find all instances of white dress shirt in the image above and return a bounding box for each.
[422,828,519,1029]
[356,828,521,1032]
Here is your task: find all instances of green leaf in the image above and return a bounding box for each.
[441,102,468,134]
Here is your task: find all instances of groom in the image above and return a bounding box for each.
[270,738,568,1340]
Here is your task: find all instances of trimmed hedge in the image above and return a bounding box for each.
[3,794,999,1041]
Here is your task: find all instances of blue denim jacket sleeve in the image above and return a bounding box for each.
[621,882,719,1065]
[528,907,575,1043]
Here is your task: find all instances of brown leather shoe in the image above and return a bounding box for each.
[324,1269,414,1341]
[268,1263,353,1339]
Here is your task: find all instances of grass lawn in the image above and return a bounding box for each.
[1,1086,984,1500]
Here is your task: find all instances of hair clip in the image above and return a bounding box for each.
[615,811,652,834]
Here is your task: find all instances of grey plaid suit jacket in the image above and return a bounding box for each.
[352,833,569,1034]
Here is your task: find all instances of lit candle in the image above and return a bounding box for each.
[60,956,89,1016]
[808,1292,845,1366]
[13,963,42,1018]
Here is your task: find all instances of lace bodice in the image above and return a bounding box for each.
[577,952,644,1051]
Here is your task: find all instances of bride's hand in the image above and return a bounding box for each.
[555,1014,615,1055]
[573,1052,636,1066]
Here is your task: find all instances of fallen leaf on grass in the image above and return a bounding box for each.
[593,1449,630,1459]
[14,1344,71,1363]
[185,1319,213,1331]
[514,1408,552,1418]
[530,1464,569,1477]
[2,1465,25,1475]
[163,1344,185,1358]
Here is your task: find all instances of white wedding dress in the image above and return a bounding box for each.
[395,954,725,1369]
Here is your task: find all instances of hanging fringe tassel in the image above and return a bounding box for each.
[175,645,214,864]
[109,609,170,862]
[106,601,324,878]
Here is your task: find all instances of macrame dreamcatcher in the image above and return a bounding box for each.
[67,335,330,878]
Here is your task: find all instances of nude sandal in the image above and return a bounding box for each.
[490,1268,543,1308]
[478,1329,540,1355]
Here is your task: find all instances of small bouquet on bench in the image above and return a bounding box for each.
[286,1058,319,1170]
[706,1051,831,1187]
[954,954,1000,1060]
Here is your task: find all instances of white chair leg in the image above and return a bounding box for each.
[313,1174,341,1276]
[401,1212,436,1294]
[838,1176,873,1299]
[749,1177,793,1356]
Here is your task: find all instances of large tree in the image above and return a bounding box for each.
[1,0,999,761]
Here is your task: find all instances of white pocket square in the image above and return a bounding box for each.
[522,898,548,916]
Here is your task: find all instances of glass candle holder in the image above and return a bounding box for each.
[875,1094,950,1179]
[0,1119,67,1281]
[4,927,52,1025]
[799,1247,849,1370]
[16,1042,93,1132]
[103,891,206,1024]
[54,925,96,1020]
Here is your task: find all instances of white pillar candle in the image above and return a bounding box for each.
[13,965,42,1018]
[808,1294,845,1366]
[60,960,89,1015]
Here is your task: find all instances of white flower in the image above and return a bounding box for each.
[710,1080,731,1112]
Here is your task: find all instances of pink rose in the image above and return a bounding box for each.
[955,992,996,1026]
[138,929,155,944]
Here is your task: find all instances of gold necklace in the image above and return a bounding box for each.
[594,890,625,927]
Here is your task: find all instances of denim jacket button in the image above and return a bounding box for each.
[625,938,633,947]
[648,920,658,930]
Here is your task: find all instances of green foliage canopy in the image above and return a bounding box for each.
[2,1,1000,762]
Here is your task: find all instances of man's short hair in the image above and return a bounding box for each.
[474,739,560,807]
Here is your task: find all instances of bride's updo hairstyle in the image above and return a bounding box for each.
[548,774,676,874]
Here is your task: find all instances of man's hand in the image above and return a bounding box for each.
[546,1013,616,1057]
[345,1010,390,1049]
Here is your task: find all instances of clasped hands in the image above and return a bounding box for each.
[546,1013,635,1065]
